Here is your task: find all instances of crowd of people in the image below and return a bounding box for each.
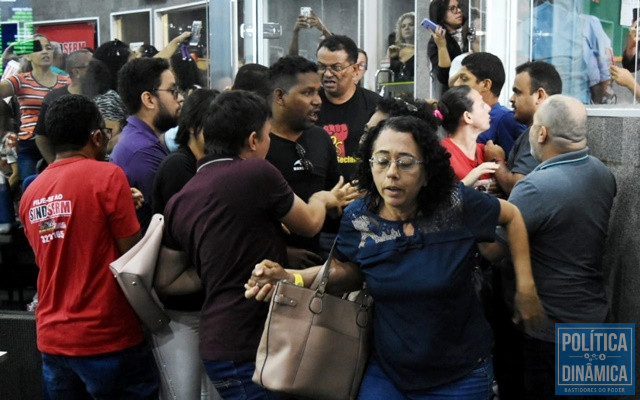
[1,2,619,400]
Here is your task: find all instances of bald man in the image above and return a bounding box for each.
[486,95,617,400]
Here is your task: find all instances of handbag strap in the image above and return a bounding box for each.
[309,239,337,293]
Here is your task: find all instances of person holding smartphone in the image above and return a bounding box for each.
[288,7,331,57]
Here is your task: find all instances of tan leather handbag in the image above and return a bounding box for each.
[253,247,373,400]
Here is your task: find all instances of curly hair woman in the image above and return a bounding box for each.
[245,115,545,399]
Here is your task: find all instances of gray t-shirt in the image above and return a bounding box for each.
[503,147,616,342]
[506,127,539,175]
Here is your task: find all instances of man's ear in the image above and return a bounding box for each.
[535,88,548,105]
[480,78,492,93]
[246,131,259,151]
[140,91,157,110]
[274,88,286,106]
[536,125,548,145]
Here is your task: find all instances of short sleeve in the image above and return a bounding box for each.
[334,200,367,263]
[104,166,140,239]
[3,75,19,95]
[508,178,545,235]
[258,160,295,221]
[460,184,500,242]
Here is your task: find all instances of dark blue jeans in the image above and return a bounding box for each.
[357,357,494,399]
[202,360,289,400]
[16,138,41,181]
[41,341,159,400]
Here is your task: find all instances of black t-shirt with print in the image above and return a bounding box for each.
[317,85,380,180]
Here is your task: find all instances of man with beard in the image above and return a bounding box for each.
[315,35,380,181]
[266,56,341,267]
[111,57,183,231]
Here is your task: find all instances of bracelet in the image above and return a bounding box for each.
[292,273,304,287]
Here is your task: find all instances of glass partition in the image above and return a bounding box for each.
[111,10,151,47]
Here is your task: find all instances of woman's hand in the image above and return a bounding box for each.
[432,25,447,48]
[610,65,636,90]
[244,260,292,302]
[388,44,400,59]
[461,162,499,187]
[329,177,360,208]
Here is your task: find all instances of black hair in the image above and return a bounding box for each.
[268,56,318,95]
[357,116,455,217]
[175,88,220,147]
[317,35,359,64]
[93,39,132,92]
[376,96,437,128]
[232,63,271,99]
[202,90,271,156]
[461,52,505,97]
[138,43,159,58]
[438,85,474,134]
[118,57,170,114]
[46,94,102,153]
[82,58,112,98]
[515,61,563,96]
[429,0,467,26]
[170,49,203,93]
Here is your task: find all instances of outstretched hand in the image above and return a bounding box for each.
[130,187,144,210]
[328,176,360,210]
[244,259,291,302]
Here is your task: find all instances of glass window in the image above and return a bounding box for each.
[374,0,415,98]
[514,0,637,105]
[258,0,359,66]
[112,10,151,46]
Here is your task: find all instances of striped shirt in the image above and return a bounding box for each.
[4,72,71,140]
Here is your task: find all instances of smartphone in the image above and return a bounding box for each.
[190,20,202,46]
[13,39,43,55]
[300,7,312,17]
[421,18,438,32]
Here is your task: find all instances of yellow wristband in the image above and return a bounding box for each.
[292,273,304,287]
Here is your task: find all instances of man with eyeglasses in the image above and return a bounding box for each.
[266,55,343,268]
[111,57,183,232]
[19,94,159,399]
[315,35,380,181]
[35,48,93,164]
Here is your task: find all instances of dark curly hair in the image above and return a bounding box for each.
[356,116,455,217]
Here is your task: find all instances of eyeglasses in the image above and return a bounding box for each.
[370,154,423,171]
[153,86,181,99]
[295,143,314,171]
[447,5,462,12]
[316,62,356,74]
[358,62,368,70]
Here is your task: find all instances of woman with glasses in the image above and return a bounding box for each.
[388,12,415,81]
[427,0,470,97]
[437,85,500,191]
[246,115,544,399]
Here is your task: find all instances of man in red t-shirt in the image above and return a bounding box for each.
[19,94,158,399]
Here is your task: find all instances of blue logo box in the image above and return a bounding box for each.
[556,323,634,396]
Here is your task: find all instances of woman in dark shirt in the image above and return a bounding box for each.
[427,0,469,97]
[246,115,545,399]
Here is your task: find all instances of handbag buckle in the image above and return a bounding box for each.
[309,295,323,314]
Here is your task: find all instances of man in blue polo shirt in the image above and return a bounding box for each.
[111,57,183,231]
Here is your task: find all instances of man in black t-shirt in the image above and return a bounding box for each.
[315,35,380,180]
[266,56,341,267]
